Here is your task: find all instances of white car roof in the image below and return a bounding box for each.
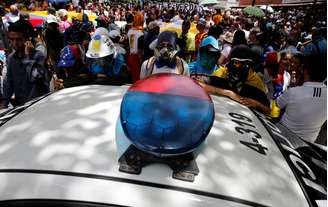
[0,85,309,207]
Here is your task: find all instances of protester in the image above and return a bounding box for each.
[218,31,233,65]
[177,20,195,63]
[140,31,189,79]
[0,1,326,143]
[276,53,326,143]
[194,18,207,53]
[202,45,271,115]
[86,28,129,85]
[143,21,160,61]
[44,14,64,72]
[0,20,49,108]
[109,29,126,56]
[189,36,221,83]
[58,9,71,33]
[127,8,144,82]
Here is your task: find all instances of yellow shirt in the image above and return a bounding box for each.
[179,32,195,52]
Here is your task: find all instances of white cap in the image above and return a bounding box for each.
[109,30,121,39]
[46,14,58,24]
[86,34,117,58]
[57,9,68,18]
[92,27,110,38]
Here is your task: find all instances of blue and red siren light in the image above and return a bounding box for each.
[120,73,215,157]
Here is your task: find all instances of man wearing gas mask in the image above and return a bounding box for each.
[200,45,271,115]
[140,31,189,79]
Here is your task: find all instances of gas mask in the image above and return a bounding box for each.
[227,58,253,86]
[154,43,178,66]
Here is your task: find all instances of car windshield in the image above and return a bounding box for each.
[0,94,50,127]
[253,110,327,207]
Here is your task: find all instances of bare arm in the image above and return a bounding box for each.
[240,97,271,115]
[198,81,241,102]
[198,81,271,115]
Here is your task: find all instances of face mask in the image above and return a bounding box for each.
[89,56,114,74]
[227,59,252,85]
[154,47,178,65]
[199,51,218,70]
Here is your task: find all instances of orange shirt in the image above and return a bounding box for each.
[195,32,207,52]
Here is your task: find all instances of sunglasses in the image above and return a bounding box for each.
[230,59,253,69]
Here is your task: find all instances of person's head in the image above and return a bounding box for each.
[303,53,327,82]
[10,4,18,16]
[58,9,68,21]
[132,12,144,29]
[198,36,221,70]
[109,30,121,43]
[154,31,179,64]
[207,25,223,40]
[193,14,200,22]
[279,51,292,72]
[19,12,29,21]
[47,7,56,15]
[96,15,110,28]
[227,45,255,84]
[58,45,84,76]
[196,18,206,32]
[46,14,59,30]
[182,20,191,34]
[86,33,117,71]
[232,29,247,47]
[8,20,34,52]
[248,27,261,44]
[126,12,134,24]
[290,53,303,72]
[148,21,160,35]
[222,31,233,44]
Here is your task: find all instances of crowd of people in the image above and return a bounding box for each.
[0,0,326,144]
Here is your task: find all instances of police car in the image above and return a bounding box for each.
[0,74,326,207]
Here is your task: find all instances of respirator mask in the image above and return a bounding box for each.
[154,42,178,66]
[227,58,253,86]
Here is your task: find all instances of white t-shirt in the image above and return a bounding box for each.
[140,58,190,79]
[221,43,232,59]
[127,29,143,55]
[277,82,327,142]
[283,70,290,91]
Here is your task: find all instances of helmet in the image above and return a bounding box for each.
[86,34,117,58]
[92,27,110,38]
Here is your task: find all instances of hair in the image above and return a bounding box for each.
[232,29,247,47]
[8,19,35,39]
[182,20,191,29]
[208,25,223,39]
[304,53,327,82]
[48,7,56,15]
[126,12,134,24]
[292,53,304,65]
